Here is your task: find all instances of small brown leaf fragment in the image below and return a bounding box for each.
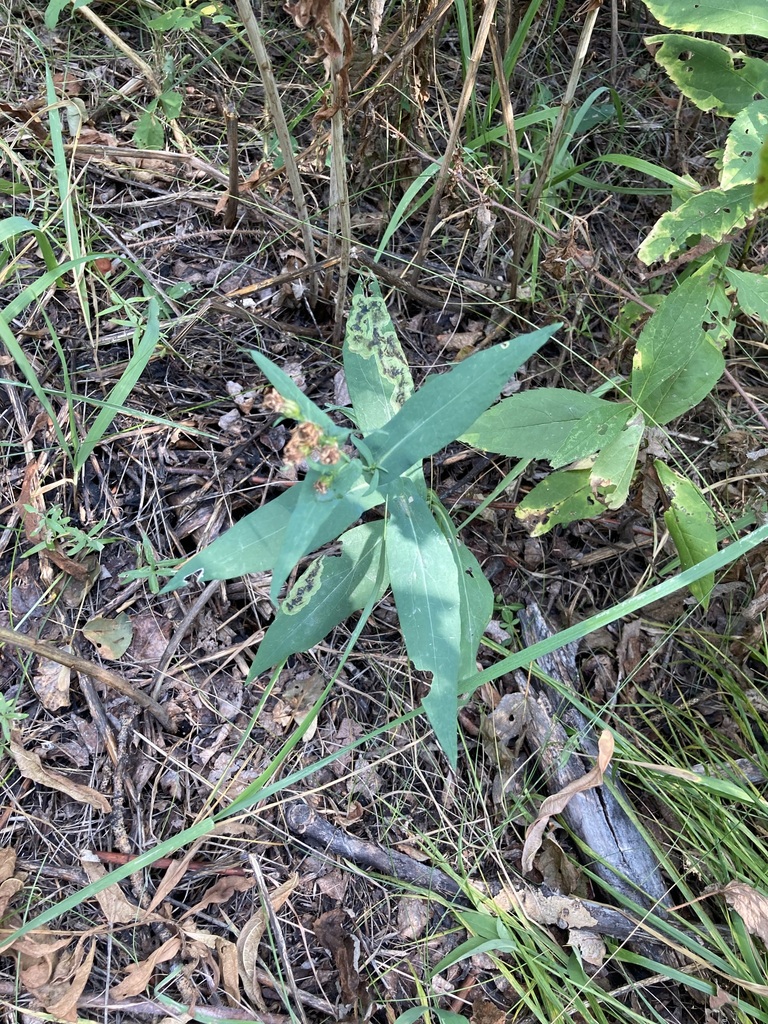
[33,653,71,711]
[314,909,366,1007]
[236,874,298,1007]
[8,730,111,813]
[396,897,428,941]
[471,996,506,1024]
[723,881,768,945]
[182,873,255,919]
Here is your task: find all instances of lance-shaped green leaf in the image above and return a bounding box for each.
[249,522,388,677]
[365,325,559,481]
[75,300,161,471]
[639,184,761,265]
[631,273,727,425]
[269,460,372,604]
[722,100,768,189]
[250,350,348,440]
[643,0,768,38]
[164,476,384,589]
[516,469,602,536]
[430,498,493,680]
[726,267,768,323]
[655,462,717,608]
[387,478,463,766]
[462,389,626,465]
[343,279,414,434]
[647,35,768,116]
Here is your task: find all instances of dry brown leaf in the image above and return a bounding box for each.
[44,938,96,1022]
[236,874,298,1006]
[216,937,241,1006]
[0,848,17,882]
[33,653,71,711]
[314,909,365,1006]
[109,935,181,999]
[522,730,614,874]
[17,932,84,1013]
[723,881,768,945]
[0,877,24,920]
[8,730,111,813]
[79,850,143,924]
[181,872,255,919]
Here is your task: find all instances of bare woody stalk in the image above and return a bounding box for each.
[235,0,318,305]
[327,0,351,341]
[409,0,501,285]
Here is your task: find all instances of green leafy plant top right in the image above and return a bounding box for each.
[463,0,768,610]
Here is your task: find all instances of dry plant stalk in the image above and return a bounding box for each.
[235,0,318,305]
[409,0,501,283]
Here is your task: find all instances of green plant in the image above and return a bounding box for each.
[22,505,112,559]
[461,0,768,612]
[167,281,558,763]
[0,694,27,754]
[119,533,181,594]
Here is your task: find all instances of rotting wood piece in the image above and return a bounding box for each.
[515,603,669,912]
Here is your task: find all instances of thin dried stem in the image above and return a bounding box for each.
[235,0,318,305]
[409,0,501,284]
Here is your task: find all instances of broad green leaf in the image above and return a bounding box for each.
[462,389,625,464]
[643,0,768,38]
[387,478,462,766]
[756,134,768,206]
[655,462,717,608]
[250,351,347,439]
[631,273,727,425]
[725,267,768,322]
[589,413,644,510]
[269,460,371,604]
[45,0,70,27]
[343,279,414,434]
[249,522,387,677]
[366,326,559,481]
[647,35,768,117]
[639,184,759,265]
[165,479,384,588]
[722,100,768,188]
[159,90,183,119]
[76,300,161,471]
[430,499,493,679]
[549,401,634,468]
[133,109,164,150]
[515,469,602,536]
